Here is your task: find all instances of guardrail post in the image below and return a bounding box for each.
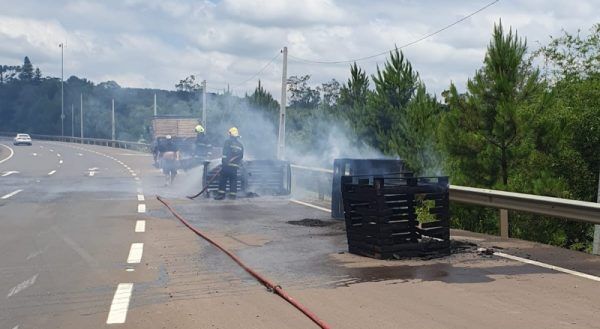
[500,208,509,239]
[317,175,324,201]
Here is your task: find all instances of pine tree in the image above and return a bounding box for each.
[366,49,420,152]
[441,21,541,187]
[18,56,34,81]
[247,80,279,124]
[339,63,371,143]
[34,67,42,82]
[389,84,442,175]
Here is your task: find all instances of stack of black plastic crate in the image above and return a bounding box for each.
[341,174,450,259]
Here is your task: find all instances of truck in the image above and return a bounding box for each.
[150,116,211,170]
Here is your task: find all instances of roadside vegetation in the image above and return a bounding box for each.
[1,21,598,251]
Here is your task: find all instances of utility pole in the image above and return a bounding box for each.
[59,43,65,136]
[80,93,83,138]
[111,99,115,140]
[153,93,157,116]
[202,80,207,129]
[277,46,288,160]
[71,104,74,137]
[593,169,600,255]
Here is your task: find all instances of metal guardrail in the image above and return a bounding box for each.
[290,164,333,201]
[0,132,150,152]
[289,165,600,239]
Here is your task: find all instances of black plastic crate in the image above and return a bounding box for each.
[331,159,407,218]
[202,160,291,197]
[341,175,450,259]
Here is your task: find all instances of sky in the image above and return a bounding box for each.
[1,0,599,101]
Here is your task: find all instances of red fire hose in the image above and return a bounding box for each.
[187,155,242,200]
[156,196,332,329]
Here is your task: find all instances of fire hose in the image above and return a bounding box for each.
[156,195,332,329]
[187,155,242,200]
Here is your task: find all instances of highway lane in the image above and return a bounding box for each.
[0,140,148,328]
[1,139,600,328]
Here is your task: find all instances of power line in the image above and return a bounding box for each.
[288,0,500,65]
[231,51,281,87]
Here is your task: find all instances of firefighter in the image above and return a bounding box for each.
[159,135,179,185]
[215,127,244,200]
[194,122,208,157]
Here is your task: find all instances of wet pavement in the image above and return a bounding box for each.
[3,139,600,328]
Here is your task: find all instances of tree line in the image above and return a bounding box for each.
[1,22,598,251]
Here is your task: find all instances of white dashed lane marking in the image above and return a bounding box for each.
[137,204,146,213]
[7,274,38,298]
[1,171,19,177]
[1,189,23,199]
[59,160,63,164]
[135,220,146,233]
[126,243,144,264]
[48,170,56,176]
[106,283,133,324]
[137,194,144,201]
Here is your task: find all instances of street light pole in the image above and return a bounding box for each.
[202,80,207,130]
[111,99,115,141]
[59,43,64,136]
[80,93,83,139]
[71,104,74,137]
[277,46,288,160]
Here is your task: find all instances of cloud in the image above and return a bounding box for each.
[0,0,599,102]
[221,0,349,27]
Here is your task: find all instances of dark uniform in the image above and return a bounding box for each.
[217,136,244,199]
[195,132,208,157]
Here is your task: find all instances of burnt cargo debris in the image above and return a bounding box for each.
[202,160,291,197]
[341,174,450,259]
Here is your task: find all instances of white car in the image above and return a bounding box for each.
[13,133,32,146]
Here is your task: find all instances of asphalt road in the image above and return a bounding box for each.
[1,139,599,329]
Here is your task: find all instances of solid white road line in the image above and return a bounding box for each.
[494,252,600,282]
[6,274,38,298]
[127,243,144,263]
[47,170,56,176]
[1,189,23,199]
[0,143,14,164]
[135,220,146,233]
[106,283,133,324]
[137,194,145,201]
[290,199,331,213]
[137,204,146,213]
